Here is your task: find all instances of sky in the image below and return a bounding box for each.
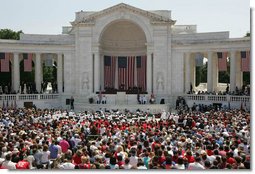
[0,0,251,38]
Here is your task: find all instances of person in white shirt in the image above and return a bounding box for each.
[26,151,35,169]
[137,159,147,169]
[188,156,205,170]
[102,95,107,104]
[123,158,132,169]
[1,153,16,169]
[40,145,51,169]
[175,157,185,169]
[142,95,147,104]
[129,152,138,168]
[72,134,81,148]
[58,155,75,169]
[100,125,106,135]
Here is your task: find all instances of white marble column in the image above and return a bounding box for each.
[146,52,152,93]
[57,53,63,93]
[185,52,191,93]
[235,52,243,89]
[35,53,42,93]
[230,50,237,92]
[13,53,20,92]
[190,55,196,91]
[207,51,213,92]
[63,52,72,94]
[94,52,100,92]
[212,53,218,92]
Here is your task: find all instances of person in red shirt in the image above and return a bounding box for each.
[16,156,30,169]
[158,150,166,165]
[184,151,195,163]
[75,156,91,169]
[117,155,124,167]
[72,150,82,165]
[59,137,70,153]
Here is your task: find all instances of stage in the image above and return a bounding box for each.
[73,103,171,114]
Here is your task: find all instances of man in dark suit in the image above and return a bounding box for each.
[70,96,74,110]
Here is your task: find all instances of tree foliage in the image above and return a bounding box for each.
[245,32,250,37]
[0,29,23,40]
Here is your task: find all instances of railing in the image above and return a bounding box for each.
[183,94,250,103]
[0,94,59,101]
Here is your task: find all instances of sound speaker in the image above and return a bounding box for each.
[24,102,33,108]
[66,99,70,105]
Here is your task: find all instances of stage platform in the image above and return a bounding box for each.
[73,103,170,114]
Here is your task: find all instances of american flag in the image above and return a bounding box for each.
[23,53,33,72]
[118,57,127,90]
[217,52,228,71]
[241,51,250,72]
[127,56,135,89]
[104,56,116,88]
[0,52,10,72]
[137,56,147,92]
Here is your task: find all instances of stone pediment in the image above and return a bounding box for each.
[71,3,176,26]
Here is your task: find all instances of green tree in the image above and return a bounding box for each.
[244,32,250,37]
[0,29,23,40]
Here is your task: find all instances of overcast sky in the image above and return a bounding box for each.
[0,0,251,38]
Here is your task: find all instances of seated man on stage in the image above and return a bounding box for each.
[150,93,155,104]
[142,95,147,104]
[96,95,101,104]
[139,95,143,104]
[101,95,107,104]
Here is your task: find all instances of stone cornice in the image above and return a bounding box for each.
[71,3,176,26]
[172,37,250,46]
[0,42,75,53]
[172,38,250,52]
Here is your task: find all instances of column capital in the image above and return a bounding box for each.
[185,52,191,56]
[207,51,213,57]
[13,52,19,55]
[230,50,236,56]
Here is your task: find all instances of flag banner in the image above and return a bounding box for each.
[241,51,250,72]
[195,53,204,66]
[118,57,127,90]
[104,56,116,88]
[127,56,135,89]
[218,52,228,71]
[0,53,10,72]
[137,56,147,92]
[24,53,33,72]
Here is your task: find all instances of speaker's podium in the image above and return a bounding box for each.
[116,92,127,105]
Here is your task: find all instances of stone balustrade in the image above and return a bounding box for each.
[0,94,59,101]
[183,94,250,108]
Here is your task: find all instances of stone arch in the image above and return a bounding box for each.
[94,12,152,44]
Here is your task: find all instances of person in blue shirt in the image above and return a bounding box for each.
[49,140,59,160]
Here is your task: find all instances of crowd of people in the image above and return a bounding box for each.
[187,84,250,96]
[0,81,59,95]
[0,106,250,170]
